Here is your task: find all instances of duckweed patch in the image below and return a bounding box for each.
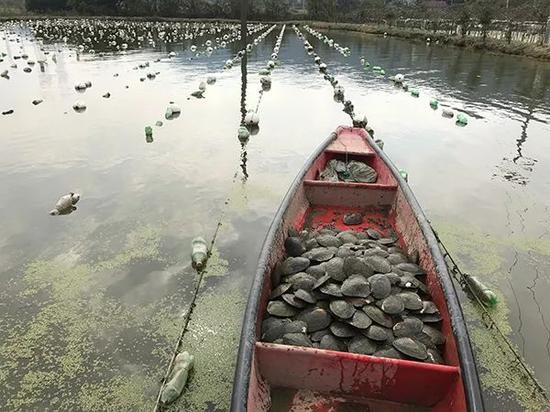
[0,225,183,411]
[432,221,504,279]
[168,287,245,411]
[436,221,550,410]
[467,297,549,411]
[203,247,229,279]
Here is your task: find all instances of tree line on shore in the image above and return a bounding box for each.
[20,0,550,27]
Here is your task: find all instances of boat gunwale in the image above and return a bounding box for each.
[230,126,484,412]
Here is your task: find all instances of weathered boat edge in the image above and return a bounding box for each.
[230,127,484,412]
[362,128,485,411]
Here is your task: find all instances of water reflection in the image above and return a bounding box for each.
[3,20,550,411]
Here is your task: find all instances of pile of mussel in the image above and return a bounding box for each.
[261,226,445,364]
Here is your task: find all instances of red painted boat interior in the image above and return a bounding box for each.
[247,127,467,411]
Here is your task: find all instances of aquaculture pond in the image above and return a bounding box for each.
[1,19,550,411]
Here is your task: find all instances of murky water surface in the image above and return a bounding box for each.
[1,19,550,411]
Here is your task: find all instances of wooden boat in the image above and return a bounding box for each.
[231,126,484,411]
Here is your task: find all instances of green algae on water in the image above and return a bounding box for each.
[0,224,181,411]
[167,287,245,412]
[433,220,550,410]
[203,247,229,279]
[465,297,550,411]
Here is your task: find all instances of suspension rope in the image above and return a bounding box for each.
[429,222,549,401]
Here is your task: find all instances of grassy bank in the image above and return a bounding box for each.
[302,21,550,61]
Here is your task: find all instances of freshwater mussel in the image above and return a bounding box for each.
[261,225,446,364]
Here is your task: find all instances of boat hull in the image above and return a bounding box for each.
[231,127,484,411]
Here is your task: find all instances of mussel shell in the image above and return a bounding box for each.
[373,347,403,359]
[294,289,317,304]
[422,325,446,345]
[343,256,373,277]
[346,310,373,329]
[341,274,370,297]
[287,272,317,291]
[316,234,342,247]
[398,292,423,311]
[366,228,381,240]
[310,329,331,342]
[426,348,444,364]
[381,295,405,315]
[325,257,346,281]
[320,334,347,351]
[319,282,343,297]
[330,321,357,338]
[364,256,391,274]
[363,305,393,328]
[270,283,291,299]
[393,317,423,338]
[365,324,390,341]
[348,336,376,355]
[304,247,335,262]
[396,262,424,275]
[283,332,312,347]
[281,257,310,275]
[285,237,306,257]
[282,293,307,308]
[393,337,428,360]
[329,300,355,319]
[297,307,332,332]
[267,301,298,317]
[369,274,392,299]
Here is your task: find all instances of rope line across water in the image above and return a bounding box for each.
[430,224,549,401]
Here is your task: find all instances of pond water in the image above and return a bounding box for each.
[1,19,550,411]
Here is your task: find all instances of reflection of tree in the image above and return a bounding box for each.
[513,106,533,166]
[495,64,548,186]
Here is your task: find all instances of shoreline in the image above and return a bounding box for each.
[301,21,550,62]
[2,15,549,61]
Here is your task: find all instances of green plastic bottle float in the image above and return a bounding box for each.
[456,113,468,126]
[463,274,498,307]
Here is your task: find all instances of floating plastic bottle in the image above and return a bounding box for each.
[463,274,498,307]
[191,237,208,269]
[399,169,409,182]
[411,90,419,98]
[374,139,384,150]
[442,109,454,118]
[145,126,152,138]
[244,111,259,126]
[430,99,439,109]
[160,352,194,405]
